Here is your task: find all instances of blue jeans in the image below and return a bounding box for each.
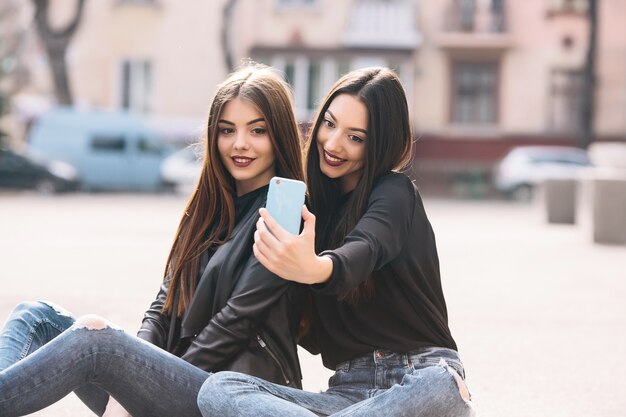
[199,347,474,417]
[0,301,209,417]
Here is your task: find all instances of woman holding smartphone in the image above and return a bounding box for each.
[197,67,475,417]
[0,63,305,417]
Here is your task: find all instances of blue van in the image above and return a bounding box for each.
[28,108,173,191]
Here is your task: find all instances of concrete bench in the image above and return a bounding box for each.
[588,143,626,245]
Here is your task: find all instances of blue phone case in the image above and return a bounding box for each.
[265,177,306,235]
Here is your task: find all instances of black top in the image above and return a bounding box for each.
[305,172,457,370]
[235,185,269,221]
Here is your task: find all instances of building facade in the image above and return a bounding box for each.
[9,0,626,192]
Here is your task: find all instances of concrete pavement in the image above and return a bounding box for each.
[1,191,624,416]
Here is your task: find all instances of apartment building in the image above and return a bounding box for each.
[11,0,626,191]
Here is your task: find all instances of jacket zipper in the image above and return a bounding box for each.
[256,334,291,385]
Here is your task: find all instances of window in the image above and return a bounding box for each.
[278,0,316,6]
[0,152,25,169]
[271,57,325,117]
[137,137,164,155]
[116,0,158,4]
[458,0,476,31]
[307,61,322,111]
[284,62,295,86]
[91,136,126,152]
[548,0,588,14]
[119,60,153,114]
[337,59,351,78]
[266,54,412,119]
[452,62,498,125]
[448,0,506,32]
[548,68,584,132]
[490,0,506,31]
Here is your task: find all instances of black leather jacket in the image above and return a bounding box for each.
[137,189,305,388]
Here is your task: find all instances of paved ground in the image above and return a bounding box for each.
[1,191,624,416]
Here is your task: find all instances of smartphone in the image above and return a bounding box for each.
[265,177,306,235]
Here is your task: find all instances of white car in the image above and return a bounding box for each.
[160,146,203,194]
[493,146,592,201]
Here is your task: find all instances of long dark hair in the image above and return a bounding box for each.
[305,67,412,303]
[163,63,304,316]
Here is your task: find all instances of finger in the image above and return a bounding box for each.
[301,205,316,236]
[259,207,292,240]
[254,229,274,261]
[253,241,275,273]
[256,214,280,248]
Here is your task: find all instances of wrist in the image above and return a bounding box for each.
[312,255,333,284]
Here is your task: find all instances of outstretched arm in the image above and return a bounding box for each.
[255,174,416,295]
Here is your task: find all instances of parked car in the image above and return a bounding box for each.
[28,107,174,191]
[493,146,592,201]
[0,148,80,193]
[160,146,202,194]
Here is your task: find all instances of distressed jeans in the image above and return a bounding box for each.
[0,301,208,417]
[199,347,475,417]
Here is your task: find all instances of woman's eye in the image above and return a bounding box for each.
[349,135,364,144]
[219,127,234,135]
[323,118,335,128]
[251,127,267,135]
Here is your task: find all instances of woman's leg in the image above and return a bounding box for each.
[201,350,475,417]
[198,371,355,417]
[331,361,475,417]
[0,301,75,370]
[0,315,209,417]
[0,301,110,414]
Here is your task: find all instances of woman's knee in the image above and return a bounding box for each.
[70,315,124,336]
[199,371,242,396]
[65,315,126,355]
[197,372,256,414]
[197,373,228,415]
[10,300,72,322]
[72,314,110,331]
[403,364,474,416]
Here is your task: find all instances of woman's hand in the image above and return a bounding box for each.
[102,397,132,417]
[254,205,333,285]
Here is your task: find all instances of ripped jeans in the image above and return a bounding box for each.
[0,301,208,417]
[199,347,474,417]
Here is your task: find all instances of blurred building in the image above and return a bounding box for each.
[9,0,626,194]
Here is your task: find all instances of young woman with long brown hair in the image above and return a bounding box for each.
[0,62,305,417]
[197,67,475,417]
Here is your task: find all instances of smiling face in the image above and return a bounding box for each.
[316,94,368,193]
[217,97,276,196]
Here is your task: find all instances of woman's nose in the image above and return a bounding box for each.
[324,130,342,151]
[233,132,250,150]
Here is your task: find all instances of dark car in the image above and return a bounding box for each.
[0,148,80,193]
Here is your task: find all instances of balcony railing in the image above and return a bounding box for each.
[444,0,507,33]
[343,0,422,49]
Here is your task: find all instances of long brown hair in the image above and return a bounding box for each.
[163,63,304,316]
[305,67,413,303]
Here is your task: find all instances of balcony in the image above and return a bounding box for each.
[437,0,513,52]
[342,0,422,50]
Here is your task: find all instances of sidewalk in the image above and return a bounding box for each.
[1,192,624,416]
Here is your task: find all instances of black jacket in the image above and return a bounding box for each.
[137,188,304,388]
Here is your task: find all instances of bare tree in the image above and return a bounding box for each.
[0,0,29,146]
[221,0,238,72]
[32,0,86,106]
[579,0,598,149]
